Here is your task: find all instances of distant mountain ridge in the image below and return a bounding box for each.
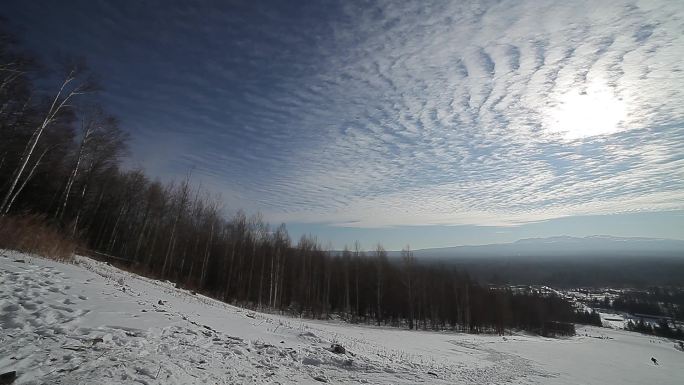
[388,236,684,259]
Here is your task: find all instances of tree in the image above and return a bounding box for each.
[374,244,387,326]
[402,245,415,329]
[1,64,95,215]
[2,145,52,214]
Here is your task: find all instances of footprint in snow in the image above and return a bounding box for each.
[3,301,23,310]
[19,300,38,310]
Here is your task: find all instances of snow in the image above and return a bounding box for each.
[600,311,628,329]
[1,250,683,384]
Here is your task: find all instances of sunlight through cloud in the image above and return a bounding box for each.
[546,80,628,140]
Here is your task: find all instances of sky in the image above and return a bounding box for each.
[2,0,684,250]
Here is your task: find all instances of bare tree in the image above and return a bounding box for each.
[199,200,220,289]
[162,176,191,279]
[342,246,351,317]
[0,67,93,215]
[375,244,387,326]
[2,145,52,214]
[402,245,416,329]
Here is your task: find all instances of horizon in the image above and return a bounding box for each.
[3,0,683,250]
[330,233,684,253]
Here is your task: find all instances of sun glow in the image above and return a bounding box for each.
[547,82,627,140]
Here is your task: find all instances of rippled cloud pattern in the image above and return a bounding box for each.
[5,0,683,227]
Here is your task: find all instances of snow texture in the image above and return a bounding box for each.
[1,250,682,384]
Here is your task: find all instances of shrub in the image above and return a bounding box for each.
[0,215,76,261]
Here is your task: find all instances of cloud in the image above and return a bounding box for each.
[250,0,684,227]
[7,0,681,227]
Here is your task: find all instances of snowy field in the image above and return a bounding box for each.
[1,250,682,384]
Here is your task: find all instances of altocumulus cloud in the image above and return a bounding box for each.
[252,0,684,227]
[6,0,683,227]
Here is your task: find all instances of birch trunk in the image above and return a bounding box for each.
[57,122,92,220]
[3,147,50,214]
[1,73,82,215]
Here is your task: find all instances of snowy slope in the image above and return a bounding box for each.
[1,250,682,385]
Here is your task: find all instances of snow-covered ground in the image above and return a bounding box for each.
[1,250,682,384]
[600,311,628,329]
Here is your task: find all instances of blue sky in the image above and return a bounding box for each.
[3,0,684,250]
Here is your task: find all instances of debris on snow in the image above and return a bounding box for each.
[0,371,17,384]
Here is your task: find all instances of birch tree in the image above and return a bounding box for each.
[2,145,52,214]
[55,114,94,220]
[0,67,93,215]
[402,245,416,329]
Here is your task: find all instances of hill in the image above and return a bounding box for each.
[395,236,684,260]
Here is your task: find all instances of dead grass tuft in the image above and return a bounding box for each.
[0,215,77,261]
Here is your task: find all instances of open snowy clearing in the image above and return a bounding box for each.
[1,250,682,384]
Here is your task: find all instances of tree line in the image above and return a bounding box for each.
[626,318,684,341]
[1,26,587,335]
[590,289,684,322]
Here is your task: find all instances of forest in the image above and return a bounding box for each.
[1,26,589,336]
[589,288,684,322]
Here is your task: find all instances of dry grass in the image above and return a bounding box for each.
[0,215,76,261]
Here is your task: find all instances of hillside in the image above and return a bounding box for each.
[1,250,682,384]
